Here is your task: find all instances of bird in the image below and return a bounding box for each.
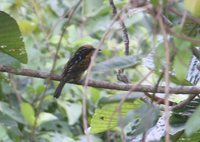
[54,45,96,98]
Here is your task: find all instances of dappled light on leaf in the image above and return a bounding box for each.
[0,11,27,64]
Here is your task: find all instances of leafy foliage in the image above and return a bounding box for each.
[90,100,143,133]
[0,0,199,142]
[0,11,27,64]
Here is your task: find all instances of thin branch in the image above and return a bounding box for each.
[106,70,153,142]
[0,65,199,94]
[145,92,175,106]
[166,26,200,44]
[53,0,82,74]
[8,74,22,103]
[168,7,200,25]
[171,94,198,110]
[81,4,122,140]
[145,3,200,44]
[158,5,171,141]
[109,0,129,55]
[109,0,130,85]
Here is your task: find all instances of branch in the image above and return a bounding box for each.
[0,65,199,94]
[109,0,129,55]
[168,7,200,25]
[171,94,198,110]
[166,26,200,44]
[109,0,130,84]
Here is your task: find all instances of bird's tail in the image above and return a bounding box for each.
[54,80,66,98]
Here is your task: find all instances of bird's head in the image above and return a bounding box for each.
[75,44,95,57]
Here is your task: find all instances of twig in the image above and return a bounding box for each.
[53,0,82,74]
[157,7,171,142]
[152,43,177,104]
[8,74,22,103]
[101,70,152,142]
[171,94,198,110]
[168,7,200,25]
[145,92,175,106]
[109,0,129,55]
[109,0,130,85]
[82,5,122,141]
[112,70,153,142]
[166,26,200,44]
[0,65,200,94]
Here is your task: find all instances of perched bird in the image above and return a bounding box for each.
[54,45,96,98]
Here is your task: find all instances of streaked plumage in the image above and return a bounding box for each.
[54,45,95,98]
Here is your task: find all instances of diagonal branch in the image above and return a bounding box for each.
[0,65,199,94]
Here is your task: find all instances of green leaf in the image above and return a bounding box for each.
[0,112,18,127]
[0,52,20,67]
[37,112,58,126]
[0,101,24,124]
[39,132,76,142]
[0,11,27,63]
[185,105,200,136]
[125,105,161,141]
[170,98,200,125]
[99,92,144,104]
[151,0,159,7]
[177,130,200,142]
[153,43,165,72]
[58,101,82,125]
[78,135,103,142]
[184,0,200,17]
[0,125,7,140]
[154,37,193,84]
[92,55,140,73]
[89,88,101,105]
[20,102,36,126]
[72,36,98,47]
[18,20,36,34]
[125,104,160,137]
[67,25,79,44]
[170,113,188,125]
[173,38,192,82]
[182,19,200,37]
[83,0,103,17]
[90,100,143,134]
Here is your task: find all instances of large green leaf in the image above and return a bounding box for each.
[0,101,24,124]
[184,0,200,17]
[177,130,200,142]
[58,101,82,125]
[92,55,140,73]
[170,98,200,138]
[83,0,103,17]
[20,102,36,126]
[0,11,27,64]
[0,125,8,140]
[37,112,58,126]
[182,19,200,37]
[153,37,193,85]
[173,38,192,82]
[185,105,200,136]
[125,105,161,141]
[90,100,143,134]
[151,0,159,7]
